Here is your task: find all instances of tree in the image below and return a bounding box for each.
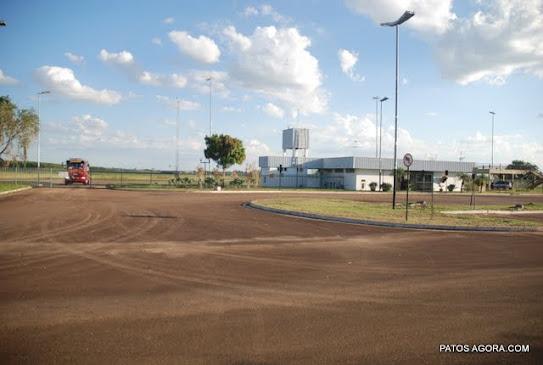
[506,160,539,172]
[204,134,246,186]
[0,96,39,165]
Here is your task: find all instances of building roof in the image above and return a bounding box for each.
[259,156,475,173]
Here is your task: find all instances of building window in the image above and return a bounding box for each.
[345,168,354,173]
[334,168,343,173]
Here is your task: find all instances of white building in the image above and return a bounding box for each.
[259,128,475,192]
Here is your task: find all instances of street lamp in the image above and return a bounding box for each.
[37,90,50,185]
[381,10,415,209]
[206,76,213,136]
[206,76,213,176]
[489,111,495,168]
[175,98,180,175]
[373,96,380,158]
[379,96,389,190]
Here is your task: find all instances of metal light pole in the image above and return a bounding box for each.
[175,98,180,175]
[379,96,389,190]
[381,10,415,209]
[373,96,380,158]
[489,111,495,168]
[37,90,50,185]
[206,76,213,136]
[206,76,212,176]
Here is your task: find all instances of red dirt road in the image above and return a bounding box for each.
[0,188,542,364]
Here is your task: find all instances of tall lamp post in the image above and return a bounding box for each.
[381,10,415,209]
[379,96,389,190]
[489,111,495,168]
[206,76,213,176]
[175,98,180,175]
[373,96,380,158]
[37,90,50,185]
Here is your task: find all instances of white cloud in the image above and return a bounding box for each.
[242,6,259,17]
[156,95,200,110]
[223,25,251,51]
[224,26,327,114]
[152,37,162,46]
[163,17,174,24]
[168,31,221,64]
[0,69,18,85]
[246,138,271,159]
[346,0,543,85]
[303,112,543,167]
[345,0,456,34]
[139,71,187,88]
[73,114,108,142]
[425,111,438,117]
[260,4,289,23]
[64,52,84,65]
[35,66,122,105]
[262,102,285,119]
[98,49,135,65]
[435,0,543,85]
[338,49,364,81]
[242,4,290,23]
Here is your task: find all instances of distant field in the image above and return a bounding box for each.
[0,168,243,187]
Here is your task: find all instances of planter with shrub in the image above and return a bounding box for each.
[369,182,377,191]
[447,184,456,192]
[380,182,392,192]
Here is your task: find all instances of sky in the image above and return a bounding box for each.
[1,0,542,170]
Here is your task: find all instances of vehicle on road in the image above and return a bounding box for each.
[491,180,512,190]
[65,158,91,185]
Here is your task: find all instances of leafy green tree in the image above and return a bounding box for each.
[0,96,39,164]
[204,134,246,186]
[506,160,539,172]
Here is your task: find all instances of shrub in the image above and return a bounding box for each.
[447,184,455,192]
[369,182,377,191]
[381,182,392,192]
[229,177,245,188]
[204,177,216,188]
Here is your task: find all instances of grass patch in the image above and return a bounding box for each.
[254,198,541,228]
[0,183,29,193]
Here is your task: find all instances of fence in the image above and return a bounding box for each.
[0,167,190,188]
[0,167,257,189]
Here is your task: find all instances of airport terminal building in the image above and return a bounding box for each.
[259,128,476,192]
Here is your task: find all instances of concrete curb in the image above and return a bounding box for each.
[0,186,32,197]
[246,202,539,233]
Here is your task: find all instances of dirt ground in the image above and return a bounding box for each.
[0,188,542,364]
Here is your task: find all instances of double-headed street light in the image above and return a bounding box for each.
[489,111,496,168]
[372,96,380,158]
[381,10,415,209]
[379,96,389,190]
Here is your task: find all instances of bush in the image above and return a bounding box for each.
[381,182,392,192]
[229,177,245,188]
[447,184,455,192]
[204,177,216,188]
[369,182,377,191]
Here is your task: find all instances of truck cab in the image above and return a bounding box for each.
[65,158,91,185]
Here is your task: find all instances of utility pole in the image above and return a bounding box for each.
[379,97,389,190]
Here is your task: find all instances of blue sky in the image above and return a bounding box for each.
[1,0,542,169]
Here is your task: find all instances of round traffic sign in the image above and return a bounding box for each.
[403,153,413,167]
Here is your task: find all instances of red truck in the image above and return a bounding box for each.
[65,158,91,185]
